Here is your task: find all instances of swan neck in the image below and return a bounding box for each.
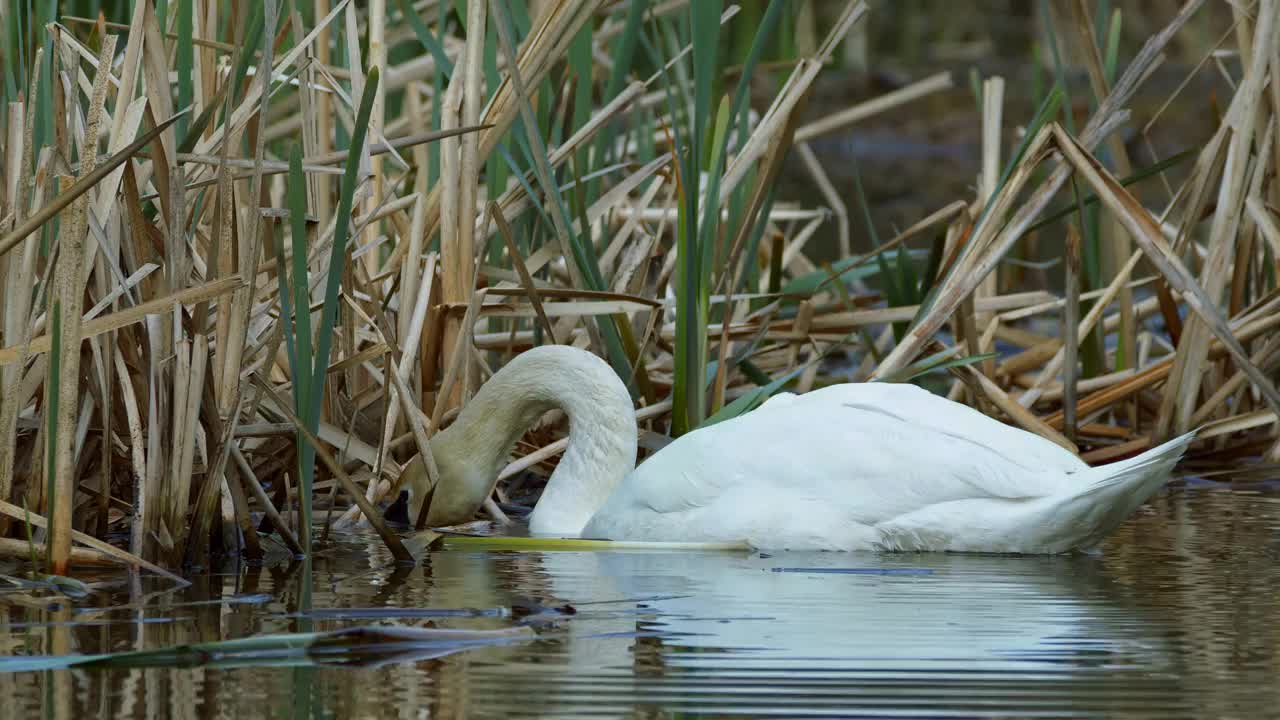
[441,347,637,536]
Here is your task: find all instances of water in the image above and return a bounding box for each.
[2,487,1278,718]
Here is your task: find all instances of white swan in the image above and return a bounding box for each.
[403,345,1194,552]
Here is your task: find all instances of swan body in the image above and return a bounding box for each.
[404,346,1193,552]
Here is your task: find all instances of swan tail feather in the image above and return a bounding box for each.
[1087,431,1196,489]
[1060,430,1197,548]
[874,431,1196,554]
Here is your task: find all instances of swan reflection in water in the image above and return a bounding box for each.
[407,543,1175,715]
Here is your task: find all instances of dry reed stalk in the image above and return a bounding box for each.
[1189,337,1280,428]
[1042,362,1172,431]
[1051,124,1280,428]
[871,123,1057,378]
[0,111,185,260]
[0,0,1274,577]
[201,391,261,564]
[1022,368,1140,403]
[1160,0,1277,436]
[1020,250,1145,407]
[185,1,350,164]
[974,75,1004,335]
[416,0,607,264]
[0,499,185,584]
[47,36,116,574]
[1069,0,1137,378]
[209,17,244,409]
[874,0,1205,378]
[0,62,38,533]
[795,143,849,257]
[953,363,1076,452]
[1062,224,1082,443]
[1043,293,1280,431]
[172,336,208,557]
[436,24,470,410]
[0,276,244,366]
[793,70,952,143]
[231,444,304,556]
[1246,198,1280,276]
[1199,409,1280,440]
[1080,437,1154,465]
[0,536,120,566]
[168,339,191,546]
[333,288,484,530]
[492,203,557,343]
[366,0,388,283]
[479,82,645,247]
[219,0,279,437]
[469,292,1055,349]
[253,374,410,561]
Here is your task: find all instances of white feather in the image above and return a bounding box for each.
[409,346,1194,553]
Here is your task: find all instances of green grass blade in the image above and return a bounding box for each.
[641,20,699,432]
[849,152,881,247]
[602,0,648,109]
[670,0,783,433]
[688,94,732,394]
[568,21,592,201]
[34,0,54,155]
[918,233,946,298]
[897,242,921,303]
[484,19,508,224]
[307,67,379,421]
[227,3,265,112]
[398,0,455,75]
[176,0,193,140]
[271,212,299,416]
[703,365,803,427]
[286,145,312,423]
[441,536,750,551]
[690,0,722,169]
[877,350,998,384]
[298,68,380,550]
[1103,8,1122,84]
[779,249,930,297]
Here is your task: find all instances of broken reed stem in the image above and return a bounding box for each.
[253,375,412,563]
[232,445,305,556]
[1063,225,1081,444]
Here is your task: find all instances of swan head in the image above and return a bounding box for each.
[399,424,504,529]
[390,345,638,535]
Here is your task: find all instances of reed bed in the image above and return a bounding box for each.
[0,0,1276,577]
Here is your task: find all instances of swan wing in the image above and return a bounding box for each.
[607,383,1087,527]
[789,382,1087,475]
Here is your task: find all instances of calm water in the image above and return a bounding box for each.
[2,487,1278,719]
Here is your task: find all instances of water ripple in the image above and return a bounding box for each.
[1,489,1277,718]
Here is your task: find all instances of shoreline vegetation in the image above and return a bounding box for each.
[0,0,1277,578]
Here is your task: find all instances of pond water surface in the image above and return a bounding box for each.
[2,486,1278,718]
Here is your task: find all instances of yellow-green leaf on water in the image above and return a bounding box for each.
[437,536,751,552]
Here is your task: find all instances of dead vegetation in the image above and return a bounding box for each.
[0,0,1276,576]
